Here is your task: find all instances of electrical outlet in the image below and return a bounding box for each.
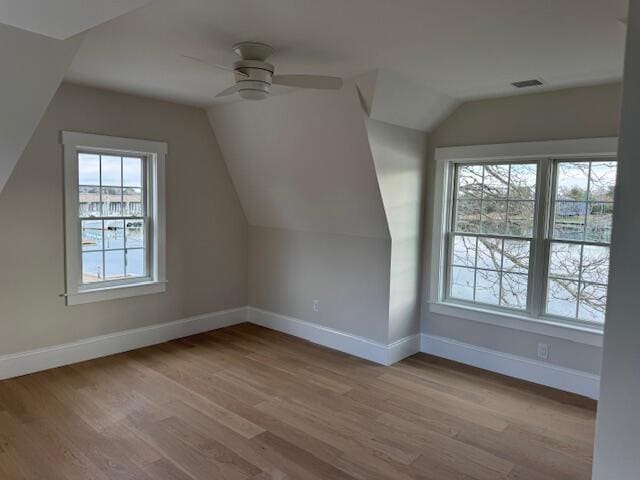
[312,300,320,312]
[538,343,549,360]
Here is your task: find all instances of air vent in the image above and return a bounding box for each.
[511,79,544,89]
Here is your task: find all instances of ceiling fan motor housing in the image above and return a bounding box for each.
[234,60,274,100]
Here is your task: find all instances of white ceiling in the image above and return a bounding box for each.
[0,0,152,39]
[65,0,627,122]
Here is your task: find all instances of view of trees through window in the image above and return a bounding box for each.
[78,153,147,284]
[546,161,616,323]
[447,159,617,325]
[449,162,537,310]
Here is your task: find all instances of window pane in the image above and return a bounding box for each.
[125,219,145,248]
[123,188,144,217]
[507,201,535,237]
[78,153,100,185]
[104,219,125,249]
[501,273,528,310]
[482,164,509,199]
[126,249,146,277]
[457,165,483,199]
[104,250,125,280]
[475,269,500,305]
[481,200,507,235]
[589,162,617,202]
[81,220,103,251]
[123,157,143,187]
[549,242,581,280]
[101,187,123,217]
[82,251,103,283]
[450,266,475,300]
[477,237,502,270]
[557,162,589,201]
[586,203,613,243]
[79,186,101,217]
[553,201,586,241]
[101,155,122,186]
[509,164,537,200]
[452,235,476,267]
[581,245,610,285]
[455,199,481,233]
[502,240,530,273]
[546,279,579,318]
[579,283,607,323]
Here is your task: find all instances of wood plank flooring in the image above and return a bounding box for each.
[0,323,597,479]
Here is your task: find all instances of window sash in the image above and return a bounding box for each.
[442,157,616,328]
[76,152,152,288]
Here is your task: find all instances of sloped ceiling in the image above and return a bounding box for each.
[356,69,459,131]
[0,0,152,39]
[208,83,389,239]
[0,23,83,194]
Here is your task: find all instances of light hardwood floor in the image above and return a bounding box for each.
[0,323,596,480]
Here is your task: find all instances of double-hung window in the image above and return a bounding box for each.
[431,138,618,334]
[63,132,167,305]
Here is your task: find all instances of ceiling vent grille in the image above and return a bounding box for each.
[511,79,544,89]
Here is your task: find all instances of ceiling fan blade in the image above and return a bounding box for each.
[215,85,239,98]
[180,54,248,77]
[272,75,343,90]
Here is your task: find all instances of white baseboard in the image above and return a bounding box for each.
[248,307,419,366]
[0,305,599,400]
[0,307,247,381]
[420,334,600,399]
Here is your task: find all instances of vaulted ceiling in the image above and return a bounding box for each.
[65,0,627,130]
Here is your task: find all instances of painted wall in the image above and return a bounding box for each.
[0,23,83,194]
[208,84,389,238]
[249,226,391,344]
[366,119,428,342]
[421,83,622,374]
[593,3,640,477]
[209,84,397,344]
[0,83,248,355]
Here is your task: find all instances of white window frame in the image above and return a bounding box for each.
[62,132,167,305]
[429,137,618,346]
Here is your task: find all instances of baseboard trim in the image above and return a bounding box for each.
[0,306,599,400]
[248,307,419,366]
[420,333,600,399]
[0,307,247,381]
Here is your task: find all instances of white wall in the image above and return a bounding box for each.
[0,83,248,355]
[0,23,83,194]
[592,3,640,477]
[208,84,389,238]
[249,226,391,343]
[366,118,428,342]
[421,83,622,375]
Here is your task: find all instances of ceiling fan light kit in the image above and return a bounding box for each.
[185,41,343,101]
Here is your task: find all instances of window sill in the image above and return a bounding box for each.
[66,281,167,306]
[428,301,604,347]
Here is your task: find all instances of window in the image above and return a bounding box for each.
[63,132,167,305]
[431,138,618,335]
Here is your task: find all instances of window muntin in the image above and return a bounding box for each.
[445,158,617,327]
[77,152,149,286]
[545,160,617,323]
[448,162,538,311]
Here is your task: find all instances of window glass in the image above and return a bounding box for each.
[449,162,537,311]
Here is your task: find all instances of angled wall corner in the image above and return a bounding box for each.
[207,82,393,343]
[365,118,429,343]
[0,23,84,195]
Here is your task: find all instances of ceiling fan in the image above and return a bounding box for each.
[182,41,343,101]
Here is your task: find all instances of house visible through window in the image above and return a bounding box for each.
[63,132,167,305]
[443,155,617,327]
[78,153,147,283]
